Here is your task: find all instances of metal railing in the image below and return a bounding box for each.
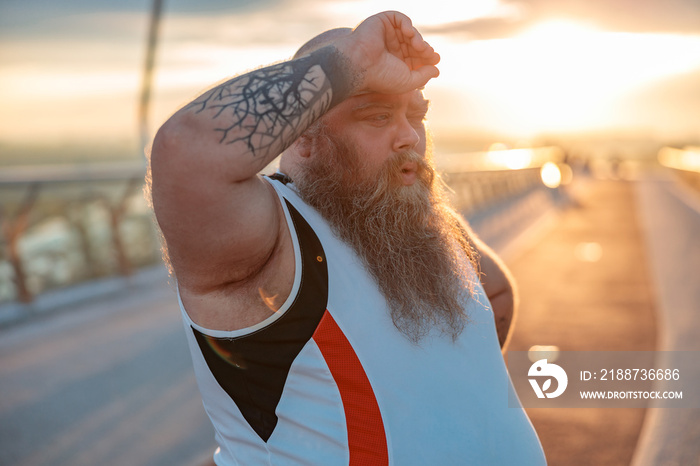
[658,146,700,192]
[0,147,568,306]
[0,161,160,304]
[439,146,567,214]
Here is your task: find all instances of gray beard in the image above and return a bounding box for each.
[292,123,479,342]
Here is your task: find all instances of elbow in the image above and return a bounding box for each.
[151,116,185,166]
[150,114,201,189]
[149,116,193,209]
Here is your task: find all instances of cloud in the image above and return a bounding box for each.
[514,0,700,33]
[0,0,287,40]
[421,17,526,40]
[423,0,700,39]
[160,4,334,48]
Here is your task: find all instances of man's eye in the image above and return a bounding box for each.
[370,114,390,121]
[408,114,427,126]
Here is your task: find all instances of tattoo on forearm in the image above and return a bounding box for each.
[187,48,352,158]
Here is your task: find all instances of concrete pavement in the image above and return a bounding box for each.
[1,173,699,465]
[0,271,216,466]
[506,179,658,466]
[632,173,700,466]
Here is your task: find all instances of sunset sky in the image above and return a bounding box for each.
[1,0,699,157]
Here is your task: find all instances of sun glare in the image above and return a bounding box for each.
[519,19,598,41]
[487,145,533,170]
[540,162,562,188]
[431,18,700,136]
[323,0,503,27]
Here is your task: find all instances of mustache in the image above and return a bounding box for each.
[381,150,435,187]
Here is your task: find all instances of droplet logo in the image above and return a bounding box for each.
[528,359,568,398]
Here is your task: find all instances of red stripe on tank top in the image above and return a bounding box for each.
[313,311,389,465]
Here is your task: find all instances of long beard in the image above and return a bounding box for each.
[293,124,479,342]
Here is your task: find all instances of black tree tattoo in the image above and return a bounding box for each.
[187,48,353,159]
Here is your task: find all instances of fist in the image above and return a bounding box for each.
[336,11,441,95]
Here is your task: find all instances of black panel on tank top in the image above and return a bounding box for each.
[192,199,328,442]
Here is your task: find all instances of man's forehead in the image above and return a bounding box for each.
[347,90,428,110]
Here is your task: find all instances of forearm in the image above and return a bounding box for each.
[157,46,356,180]
[154,11,440,183]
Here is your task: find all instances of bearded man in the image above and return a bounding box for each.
[150,11,545,465]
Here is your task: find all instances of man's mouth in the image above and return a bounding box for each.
[400,161,418,185]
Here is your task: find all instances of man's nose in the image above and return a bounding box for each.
[392,118,420,152]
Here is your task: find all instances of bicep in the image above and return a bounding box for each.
[150,131,281,292]
[471,235,517,349]
[451,210,516,348]
[450,210,513,301]
[473,239,513,302]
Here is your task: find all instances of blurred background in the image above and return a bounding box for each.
[1,0,699,465]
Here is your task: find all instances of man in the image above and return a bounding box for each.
[150,11,545,465]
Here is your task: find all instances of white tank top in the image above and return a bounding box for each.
[178,175,546,465]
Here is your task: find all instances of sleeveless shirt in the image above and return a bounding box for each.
[178,175,546,465]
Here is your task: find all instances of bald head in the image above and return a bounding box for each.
[294,27,352,59]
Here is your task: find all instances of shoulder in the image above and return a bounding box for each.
[177,177,299,331]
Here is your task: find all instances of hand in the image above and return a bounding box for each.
[336,11,441,95]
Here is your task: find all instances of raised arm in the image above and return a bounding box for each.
[149,11,440,293]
